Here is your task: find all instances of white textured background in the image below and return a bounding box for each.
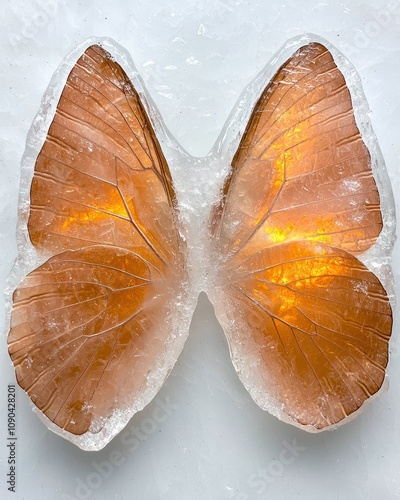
[0,1,399,499]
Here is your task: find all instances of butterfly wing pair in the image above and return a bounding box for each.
[8,42,392,448]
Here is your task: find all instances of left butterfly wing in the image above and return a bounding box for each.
[8,45,188,448]
[209,42,392,430]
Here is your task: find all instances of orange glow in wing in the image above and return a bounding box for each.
[61,202,130,230]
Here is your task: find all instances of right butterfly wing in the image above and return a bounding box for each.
[209,42,392,430]
[8,45,188,448]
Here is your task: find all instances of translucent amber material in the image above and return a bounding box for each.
[209,42,392,429]
[8,42,392,444]
[8,46,186,436]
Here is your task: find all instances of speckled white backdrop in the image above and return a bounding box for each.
[0,1,399,499]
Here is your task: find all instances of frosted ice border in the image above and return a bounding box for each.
[4,33,396,449]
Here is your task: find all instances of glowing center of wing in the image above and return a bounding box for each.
[61,204,130,230]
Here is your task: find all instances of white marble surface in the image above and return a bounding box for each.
[0,1,399,499]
